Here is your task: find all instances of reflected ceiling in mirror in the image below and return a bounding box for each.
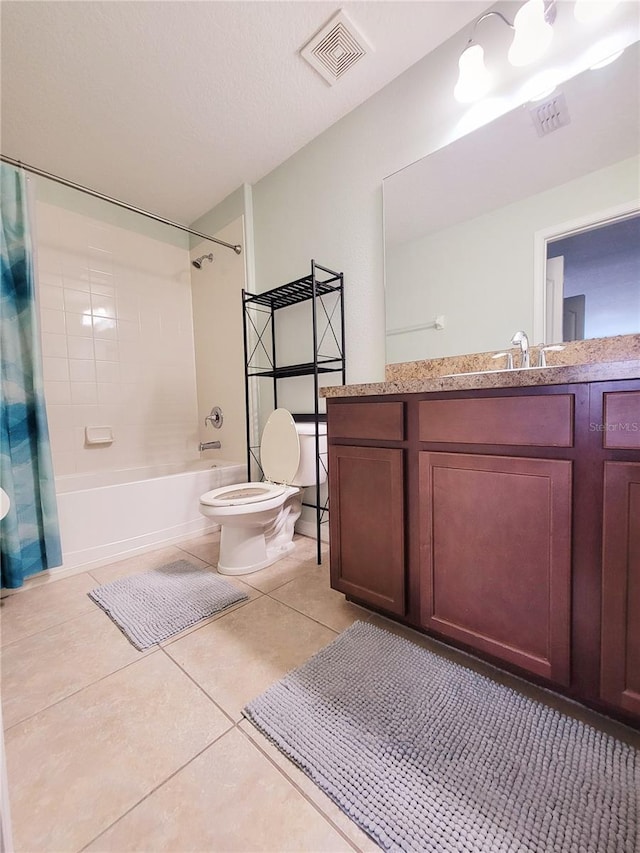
[384,41,640,365]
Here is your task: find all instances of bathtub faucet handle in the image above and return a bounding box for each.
[205,406,223,429]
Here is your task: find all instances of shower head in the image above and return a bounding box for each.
[192,253,214,269]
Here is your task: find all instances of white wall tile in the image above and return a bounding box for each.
[43,357,70,382]
[97,383,121,405]
[41,333,68,359]
[65,312,93,338]
[63,289,92,314]
[71,404,100,427]
[90,294,116,318]
[92,317,117,339]
[90,278,115,298]
[45,381,72,405]
[40,308,66,335]
[39,284,65,311]
[52,451,76,476]
[95,361,119,384]
[93,339,120,362]
[68,359,96,383]
[37,200,198,477]
[70,382,98,406]
[67,336,94,360]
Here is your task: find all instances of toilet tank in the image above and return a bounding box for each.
[292,422,327,487]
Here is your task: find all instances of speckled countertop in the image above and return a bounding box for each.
[320,334,640,398]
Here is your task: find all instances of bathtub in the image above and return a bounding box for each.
[55,460,246,571]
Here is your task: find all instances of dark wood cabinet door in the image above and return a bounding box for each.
[601,461,640,715]
[419,452,572,685]
[329,445,405,615]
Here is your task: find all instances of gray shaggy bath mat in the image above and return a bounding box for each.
[89,559,247,649]
[244,620,639,853]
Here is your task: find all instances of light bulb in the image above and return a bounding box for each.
[574,0,619,24]
[454,44,491,103]
[508,0,554,67]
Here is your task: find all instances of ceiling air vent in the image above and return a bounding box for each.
[529,93,571,137]
[300,10,372,86]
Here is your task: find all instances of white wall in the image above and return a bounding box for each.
[386,156,639,360]
[36,193,199,476]
[251,3,639,383]
[191,216,247,465]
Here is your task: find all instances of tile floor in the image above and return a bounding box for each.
[2,532,639,852]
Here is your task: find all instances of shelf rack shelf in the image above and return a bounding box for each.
[242,260,345,564]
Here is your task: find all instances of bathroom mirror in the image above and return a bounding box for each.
[384,41,640,364]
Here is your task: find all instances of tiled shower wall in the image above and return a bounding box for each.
[35,201,199,476]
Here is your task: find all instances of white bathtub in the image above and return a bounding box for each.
[56,460,246,571]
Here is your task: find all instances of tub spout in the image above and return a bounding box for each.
[199,440,221,451]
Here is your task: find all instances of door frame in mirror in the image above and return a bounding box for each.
[533,199,640,345]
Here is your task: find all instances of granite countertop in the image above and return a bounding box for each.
[320,359,640,399]
[321,334,640,398]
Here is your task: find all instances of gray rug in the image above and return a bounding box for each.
[89,560,248,649]
[243,621,639,853]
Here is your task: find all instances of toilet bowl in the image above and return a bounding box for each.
[199,409,326,575]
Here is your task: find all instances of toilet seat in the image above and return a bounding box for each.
[200,482,287,507]
[200,409,302,508]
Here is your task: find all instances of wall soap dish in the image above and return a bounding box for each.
[85,426,114,446]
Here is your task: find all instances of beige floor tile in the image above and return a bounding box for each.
[2,608,147,729]
[88,545,209,584]
[271,565,372,632]
[0,572,97,647]
[240,550,323,594]
[177,530,221,566]
[239,720,379,853]
[86,727,354,853]
[5,651,232,852]
[165,596,336,720]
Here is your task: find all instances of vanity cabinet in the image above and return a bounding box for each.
[419,452,572,685]
[326,379,640,725]
[598,388,640,716]
[416,393,574,685]
[600,461,640,716]
[328,402,406,616]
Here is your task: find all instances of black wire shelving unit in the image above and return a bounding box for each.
[242,260,345,564]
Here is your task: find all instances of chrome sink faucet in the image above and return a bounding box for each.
[510,330,530,369]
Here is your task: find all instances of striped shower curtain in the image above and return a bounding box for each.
[0,163,62,588]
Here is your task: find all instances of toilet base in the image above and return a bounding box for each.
[217,539,296,575]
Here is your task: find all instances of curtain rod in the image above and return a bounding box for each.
[0,155,242,255]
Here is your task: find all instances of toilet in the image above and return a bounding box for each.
[199,409,327,575]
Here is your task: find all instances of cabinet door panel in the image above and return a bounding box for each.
[328,402,404,442]
[603,391,640,449]
[329,445,405,615]
[601,462,640,715]
[419,452,572,684]
[419,395,573,446]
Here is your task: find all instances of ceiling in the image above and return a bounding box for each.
[0,0,487,225]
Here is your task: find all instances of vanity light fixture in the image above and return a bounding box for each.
[508,0,555,67]
[454,1,556,103]
[574,0,619,24]
[454,44,491,103]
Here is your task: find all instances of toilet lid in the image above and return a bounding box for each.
[260,409,300,485]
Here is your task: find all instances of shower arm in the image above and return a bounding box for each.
[0,154,242,255]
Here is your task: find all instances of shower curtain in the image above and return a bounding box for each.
[0,163,62,588]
